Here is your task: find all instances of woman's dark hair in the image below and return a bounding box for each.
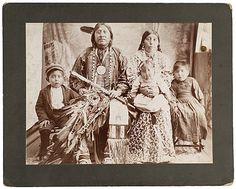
[173,60,190,73]
[91,23,113,48]
[138,30,161,52]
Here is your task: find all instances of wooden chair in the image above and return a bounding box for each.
[173,137,204,152]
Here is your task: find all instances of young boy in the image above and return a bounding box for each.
[35,64,78,159]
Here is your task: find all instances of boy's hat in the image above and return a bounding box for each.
[45,64,64,75]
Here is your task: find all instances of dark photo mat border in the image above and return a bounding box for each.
[3,3,233,186]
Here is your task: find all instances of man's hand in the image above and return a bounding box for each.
[39,120,50,129]
[79,88,90,95]
[109,90,122,98]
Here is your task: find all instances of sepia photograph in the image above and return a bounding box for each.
[3,3,233,186]
[26,22,213,165]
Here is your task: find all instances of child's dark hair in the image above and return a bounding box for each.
[46,69,64,81]
[173,60,190,73]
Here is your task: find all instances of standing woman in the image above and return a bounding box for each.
[127,30,175,163]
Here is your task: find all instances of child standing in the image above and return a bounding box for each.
[35,64,78,159]
[170,61,208,145]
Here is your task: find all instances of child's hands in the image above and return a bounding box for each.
[141,87,158,98]
[39,120,50,129]
[169,101,178,115]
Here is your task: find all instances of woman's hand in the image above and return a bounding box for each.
[169,101,179,115]
[109,90,122,98]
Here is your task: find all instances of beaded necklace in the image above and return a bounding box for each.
[91,47,113,89]
[142,50,156,70]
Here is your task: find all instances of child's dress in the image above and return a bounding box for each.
[171,77,208,143]
[130,76,170,113]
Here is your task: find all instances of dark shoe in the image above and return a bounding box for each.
[38,150,47,161]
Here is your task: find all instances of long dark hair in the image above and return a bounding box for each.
[138,30,161,52]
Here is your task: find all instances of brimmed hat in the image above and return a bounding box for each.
[45,64,64,78]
